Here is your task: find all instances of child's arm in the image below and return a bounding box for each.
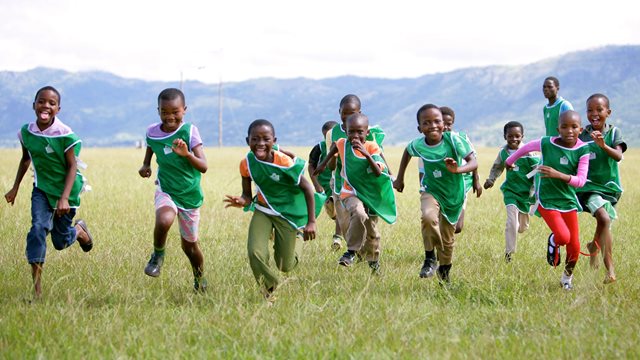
[591,130,624,162]
[308,145,324,193]
[55,145,79,216]
[172,139,208,173]
[4,144,32,205]
[444,153,478,174]
[472,169,482,197]
[313,143,338,176]
[224,176,253,208]
[483,152,505,189]
[351,139,382,177]
[138,147,154,178]
[538,154,589,188]
[392,148,412,192]
[505,140,541,168]
[298,176,317,241]
[379,152,393,176]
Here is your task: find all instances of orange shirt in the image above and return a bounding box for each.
[335,138,385,199]
[240,150,295,205]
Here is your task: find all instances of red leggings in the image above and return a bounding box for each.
[538,206,580,264]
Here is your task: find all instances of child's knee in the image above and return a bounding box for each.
[595,209,611,227]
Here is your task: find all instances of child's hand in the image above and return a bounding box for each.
[393,178,405,192]
[312,164,326,177]
[505,163,515,171]
[473,182,483,197]
[483,179,494,189]
[303,221,317,241]
[138,164,152,178]
[224,194,249,208]
[314,184,325,193]
[538,165,563,179]
[172,139,189,157]
[55,198,70,217]
[4,188,18,205]
[590,130,605,148]
[444,158,458,173]
[351,139,369,156]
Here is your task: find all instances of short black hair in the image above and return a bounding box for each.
[503,121,524,138]
[248,119,275,137]
[346,113,369,128]
[440,106,455,119]
[339,94,361,109]
[34,86,61,105]
[416,104,440,123]
[322,120,338,133]
[158,88,186,106]
[544,76,559,87]
[586,93,610,108]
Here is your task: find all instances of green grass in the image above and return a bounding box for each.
[1,146,639,358]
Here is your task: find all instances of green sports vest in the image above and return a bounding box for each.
[20,124,84,209]
[543,98,569,137]
[246,151,326,229]
[457,131,474,194]
[407,132,468,224]
[577,125,623,202]
[536,137,590,211]
[499,147,539,213]
[341,140,397,224]
[146,123,203,209]
[317,140,332,196]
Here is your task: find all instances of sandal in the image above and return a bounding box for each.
[75,219,94,252]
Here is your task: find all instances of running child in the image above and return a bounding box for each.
[4,86,94,299]
[542,76,574,136]
[506,110,590,290]
[393,104,477,283]
[577,94,626,284]
[224,119,320,301]
[483,121,540,262]
[138,88,208,292]
[314,113,396,273]
[308,120,344,250]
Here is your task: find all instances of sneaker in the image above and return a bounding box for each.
[419,259,438,278]
[144,253,164,277]
[194,277,208,292]
[368,260,380,274]
[505,252,513,263]
[547,233,561,267]
[331,235,342,251]
[560,272,573,291]
[338,251,356,267]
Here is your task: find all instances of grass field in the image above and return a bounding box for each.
[1,146,639,359]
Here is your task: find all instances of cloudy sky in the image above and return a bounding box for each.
[2,0,639,84]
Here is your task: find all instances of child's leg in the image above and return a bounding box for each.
[177,208,204,287]
[50,209,77,250]
[505,205,519,255]
[153,190,178,251]
[361,215,380,262]
[437,212,456,266]
[559,210,580,276]
[593,207,615,280]
[30,263,43,299]
[247,211,279,291]
[455,197,468,234]
[26,187,53,265]
[272,215,303,273]
[537,207,572,246]
[518,212,530,233]
[342,196,369,252]
[420,192,442,253]
[333,194,350,240]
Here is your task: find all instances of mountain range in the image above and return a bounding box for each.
[1,45,639,147]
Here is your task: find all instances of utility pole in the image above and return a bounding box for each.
[218,77,223,147]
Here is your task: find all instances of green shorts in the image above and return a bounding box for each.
[578,192,617,220]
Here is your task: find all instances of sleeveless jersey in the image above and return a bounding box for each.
[316,140,333,196]
[543,97,571,137]
[577,124,624,203]
[498,146,539,213]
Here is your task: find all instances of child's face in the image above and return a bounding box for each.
[442,114,454,132]
[347,117,369,144]
[158,97,186,133]
[32,89,60,125]
[557,112,583,145]
[586,97,611,131]
[505,126,524,150]
[417,108,444,144]
[542,79,558,100]
[339,102,361,124]
[247,124,276,161]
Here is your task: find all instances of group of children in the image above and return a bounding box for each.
[5,77,625,300]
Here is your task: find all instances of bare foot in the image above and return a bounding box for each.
[604,273,616,284]
[587,241,600,270]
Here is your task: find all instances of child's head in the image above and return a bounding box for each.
[33,86,61,124]
[586,93,611,131]
[345,113,369,144]
[157,88,187,132]
[542,76,560,100]
[322,120,338,137]
[416,104,444,144]
[246,119,276,161]
[440,106,455,132]
[557,110,582,146]
[339,94,362,124]
[503,121,524,150]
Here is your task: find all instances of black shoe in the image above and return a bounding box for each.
[338,251,356,267]
[546,233,561,266]
[368,260,380,274]
[505,252,513,263]
[419,259,438,278]
[437,264,451,284]
[144,253,164,277]
[194,277,207,292]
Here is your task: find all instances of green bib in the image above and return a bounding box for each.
[407,132,468,224]
[499,147,539,213]
[543,98,569,137]
[317,140,333,196]
[536,137,590,211]
[341,140,397,224]
[20,124,84,208]
[146,123,203,209]
[456,131,475,194]
[246,151,326,229]
[576,125,623,203]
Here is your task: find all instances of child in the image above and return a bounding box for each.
[506,110,590,290]
[308,120,343,250]
[393,104,477,283]
[542,76,574,136]
[315,113,396,273]
[224,119,320,301]
[138,88,208,292]
[483,121,540,262]
[577,94,626,284]
[4,86,93,299]
[324,95,387,250]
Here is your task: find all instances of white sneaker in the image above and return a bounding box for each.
[560,273,573,291]
[331,235,342,250]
